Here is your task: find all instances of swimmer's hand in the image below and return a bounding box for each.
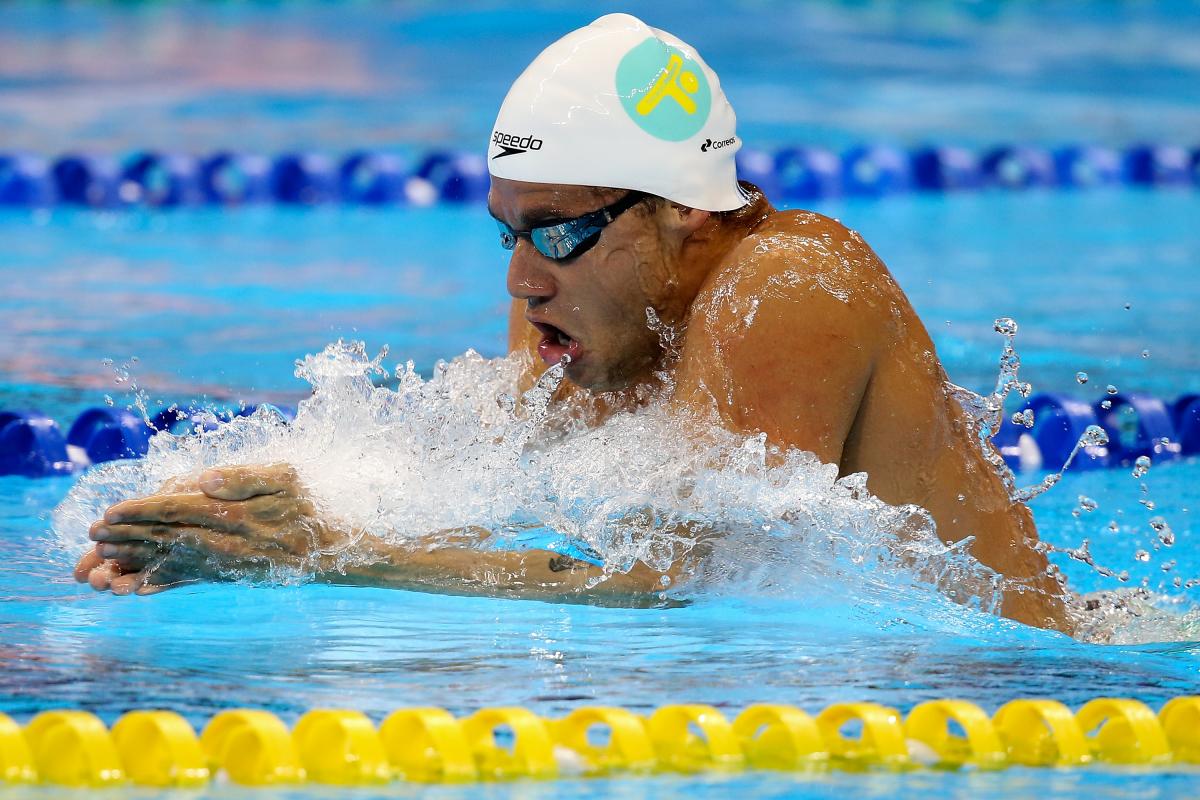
[72,464,687,603]
[73,464,345,596]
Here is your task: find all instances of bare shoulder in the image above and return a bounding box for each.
[674,209,911,460]
[686,209,906,349]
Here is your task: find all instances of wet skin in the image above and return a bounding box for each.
[75,177,1069,633]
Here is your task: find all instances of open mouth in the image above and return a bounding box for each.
[530,320,583,367]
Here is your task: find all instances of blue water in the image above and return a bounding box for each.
[3,2,1200,798]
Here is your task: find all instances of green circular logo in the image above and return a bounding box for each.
[615,37,711,142]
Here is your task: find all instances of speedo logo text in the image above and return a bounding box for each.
[492,131,544,159]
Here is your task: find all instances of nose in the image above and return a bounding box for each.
[505,240,557,306]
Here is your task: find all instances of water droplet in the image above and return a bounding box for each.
[1078,495,1098,513]
[993,317,1018,336]
[103,395,114,406]
[1107,520,1119,533]
[1100,399,1112,410]
[1149,516,1174,546]
[1173,577,1182,588]
[1081,425,1109,447]
[1123,303,1132,310]
[1105,384,1118,395]
[1011,409,1034,429]
[1141,349,1150,359]
[1132,455,1152,478]
[957,494,965,502]
[1161,560,1176,572]
[1134,549,1150,562]
[1075,371,1089,385]
[1117,570,1130,582]
[101,358,113,366]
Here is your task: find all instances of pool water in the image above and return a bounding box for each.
[3,2,1200,797]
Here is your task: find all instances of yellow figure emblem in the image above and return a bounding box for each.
[636,54,701,116]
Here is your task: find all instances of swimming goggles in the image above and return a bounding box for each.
[496,191,647,261]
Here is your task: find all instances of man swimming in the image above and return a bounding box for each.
[74,14,1070,632]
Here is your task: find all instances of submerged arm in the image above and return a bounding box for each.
[323,536,680,605]
[74,463,684,603]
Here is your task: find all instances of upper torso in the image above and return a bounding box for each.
[510,207,1070,631]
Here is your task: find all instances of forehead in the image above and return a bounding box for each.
[487,178,623,227]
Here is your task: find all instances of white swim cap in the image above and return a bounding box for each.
[488,13,748,212]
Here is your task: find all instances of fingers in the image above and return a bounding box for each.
[87,559,122,591]
[199,463,298,501]
[74,546,104,582]
[158,473,201,494]
[109,571,146,596]
[104,493,249,530]
[97,541,159,572]
[92,521,213,546]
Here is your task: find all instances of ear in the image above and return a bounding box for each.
[669,204,712,238]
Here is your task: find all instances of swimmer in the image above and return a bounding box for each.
[74,14,1070,632]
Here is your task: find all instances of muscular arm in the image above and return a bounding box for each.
[673,212,884,465]
[74,463,683,603]
[674,211,1070,632]
[322,534,680,606]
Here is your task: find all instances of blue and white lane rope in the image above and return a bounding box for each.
[0,393,1197,477]
[0,143,1197,209]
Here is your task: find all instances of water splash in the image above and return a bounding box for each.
[948,317,1106,503]
[52,334,1196,643]
[54,340,1003,630]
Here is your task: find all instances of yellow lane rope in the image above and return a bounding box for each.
[0,697,1197,787]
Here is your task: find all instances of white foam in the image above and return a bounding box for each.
[52,340,1003,620]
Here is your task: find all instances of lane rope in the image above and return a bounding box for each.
[4,392,1197,478]
[1,698,1198,786]
[1,144,1197,209]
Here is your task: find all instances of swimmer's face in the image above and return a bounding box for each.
[489,177,698,391]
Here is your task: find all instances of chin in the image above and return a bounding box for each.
[569,357,654,395]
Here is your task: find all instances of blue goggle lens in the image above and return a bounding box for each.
[495,192,644,262]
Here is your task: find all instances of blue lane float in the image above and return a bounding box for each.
[772,146,841,200]
[1023,393,1109,470]
[67,408,155,464]
[200,152,273,205]
[270,152,339,205]
[1053,145,1122,189]
[52,154,123,208]
[0,393,1191,480]
[841,145,911,197]
[1124,144,1192,187]
[0,153,57,206]
[911,145,982,191]
[339,151,408,205]
[1176,396,1200,457]
[414,151,489,204]
[1095,393,1181,464]
[1,143,1193,210]
[0,404,296,477]
[120,152,203,207]
[980,146,1057,190]
[0,411,72,477]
